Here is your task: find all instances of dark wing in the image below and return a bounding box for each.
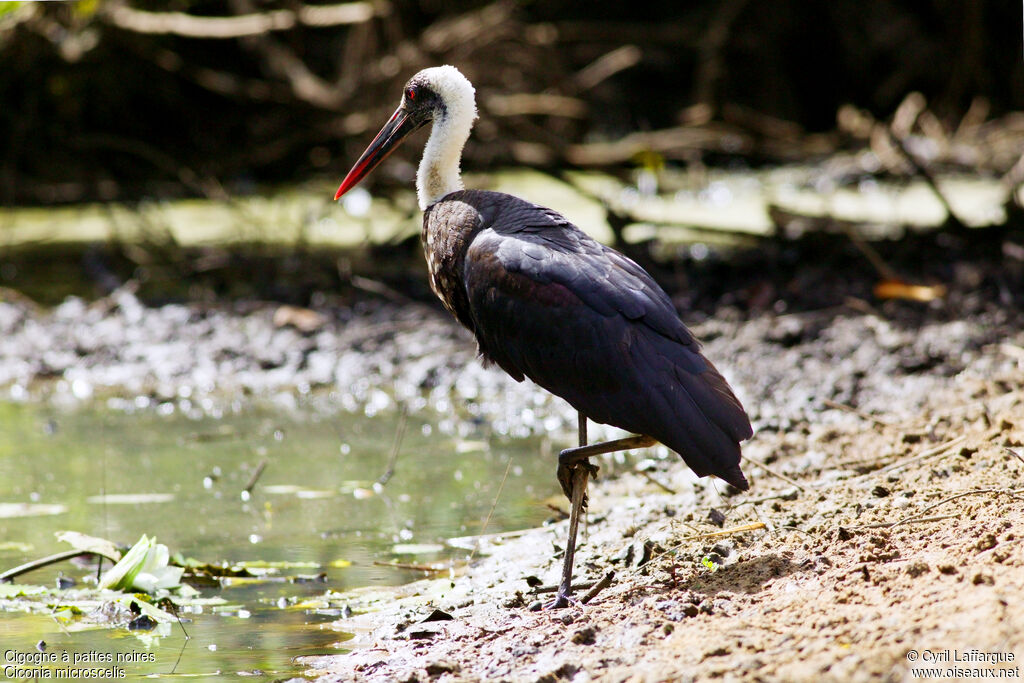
[461,197,751,489]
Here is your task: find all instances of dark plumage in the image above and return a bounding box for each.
[424,190,751,490]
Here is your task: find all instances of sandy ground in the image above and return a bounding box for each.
[3,223,1022,682]
[297,296,1024,682]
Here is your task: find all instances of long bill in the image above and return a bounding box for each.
[335,105,423,201]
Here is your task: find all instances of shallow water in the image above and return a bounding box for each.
[0,401,559,678]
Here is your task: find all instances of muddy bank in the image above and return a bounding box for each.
[277,252,1024,682]
[301,377,1024,681]
[0,229,1020,440]
[0,289,1016,445]
[2,232,1023,681]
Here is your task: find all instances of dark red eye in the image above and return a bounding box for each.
[406,88,416,101]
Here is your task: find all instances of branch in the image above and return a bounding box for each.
[1,549,120,583]
[565,125,754,166]
[102,2,384,39]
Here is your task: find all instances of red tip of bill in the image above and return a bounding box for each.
[335,160,368,200]
[333,105,417,202]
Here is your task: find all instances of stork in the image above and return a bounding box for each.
[335,65,751,608]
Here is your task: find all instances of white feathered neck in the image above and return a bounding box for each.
[413,66,477,210]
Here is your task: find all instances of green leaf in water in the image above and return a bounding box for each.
[391,543,445,555]
[0,583,47,598]
[235,559,319,569]
[55,531,122,561]
[51,605,84,623]
[113,595,176,624]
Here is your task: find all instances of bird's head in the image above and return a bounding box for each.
[335,65,476,201]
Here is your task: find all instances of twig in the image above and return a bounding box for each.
[776,525,814,539]
[102,3,381,38]
[872,488,1023,530]
[835,221,902,282]
[169,638,189,675]
[693,0,749,109]
[348,274,415,305]
[676,522,766,541]
[580,570,615,604]
[571,45,642,93]
[1,550,120,583]
[529,579,598,595]
[243,459,268,495]
[469,458,514,563]
[822,398,892,428]
[751,505,777,534]
[372,561,450,573]
[544,503,570,519]
[740,454,805,492]
[245,35,347,110]
[377,408,408,487]
[857,514,958,529]
[636,469,677,495]
[885,125,966,228]
[735,489,799,507]
[1005,447,1024,466]
[486,94,587,119]
[876,434,967,475]
[645,523,767,570]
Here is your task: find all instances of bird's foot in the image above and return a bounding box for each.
[556,458,599,503]
[543,589,581,610]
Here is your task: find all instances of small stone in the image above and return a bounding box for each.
[655,600,700,621]
[420,609,453,623]
[503,591,526,609]
[708,509,727,527]
[127,614,156,631]
[710,542,733,558]
[408,630,437,640]
[905,561,930,577]
[974,533,997,552]
[425,660,460,676]
[972,573,994,586]
[571,625,596,645]
[871,485,890,497]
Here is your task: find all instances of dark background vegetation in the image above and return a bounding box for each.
[2,0,1021,205]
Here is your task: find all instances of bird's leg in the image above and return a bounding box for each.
[555,433,659,501]
[549,414,590,609]
[549,414,656,609]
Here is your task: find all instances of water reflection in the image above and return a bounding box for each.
[0,400,558,677]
